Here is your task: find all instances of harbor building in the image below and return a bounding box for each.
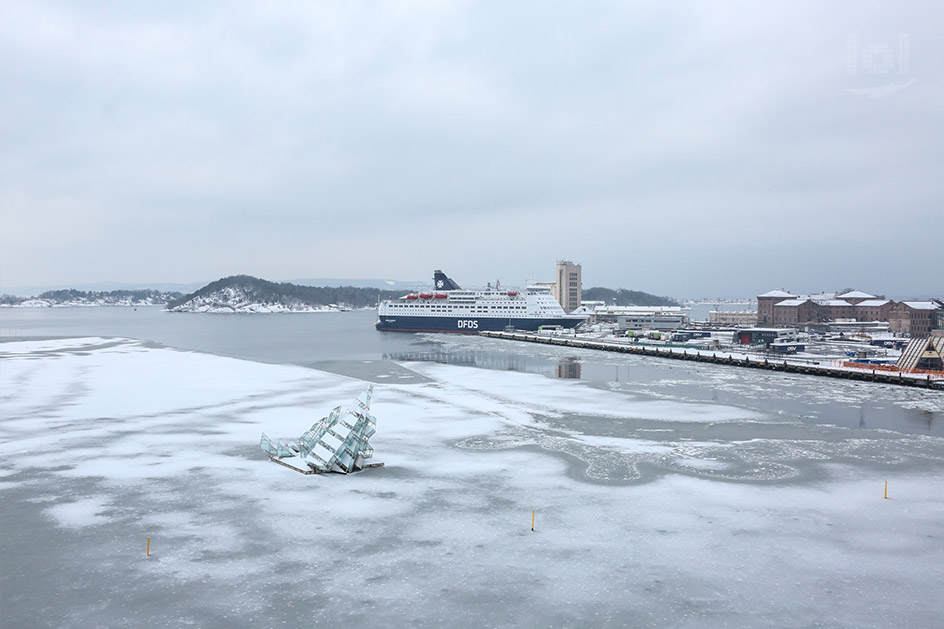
[709,310,758,326]
[889,301,942,338]
[756,288,943,337]
[854,299,894,322]
[771,298,817,326]
[590,305,688,330]
[553,260,582,313]
[770,294,857,324]
[757,290,793,325]
[821,299,855,321]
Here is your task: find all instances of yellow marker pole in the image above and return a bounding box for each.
[147,537,150,556]
[884,481,888,499]
[531,510,535,532]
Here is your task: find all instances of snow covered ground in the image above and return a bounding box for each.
[2,338,943,627]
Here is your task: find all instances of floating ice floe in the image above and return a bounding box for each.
[260,385,382,474]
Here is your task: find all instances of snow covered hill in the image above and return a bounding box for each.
[166,275,398,313]
[168,284,344,313]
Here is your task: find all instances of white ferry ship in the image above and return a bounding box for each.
[375,270,588,333]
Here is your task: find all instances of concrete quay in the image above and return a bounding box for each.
[479,331,944,391]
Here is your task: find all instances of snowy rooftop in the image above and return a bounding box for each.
[592,305,683,314]
[757,289,793,298]
[856,299,891,307]
[819,299,853,307]
[901,301,941,310]
[773,298,809,307]
[838,290,877,299]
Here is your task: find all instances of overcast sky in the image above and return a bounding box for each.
[2,1,941,298]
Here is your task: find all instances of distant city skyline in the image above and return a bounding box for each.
[2,2,941,300]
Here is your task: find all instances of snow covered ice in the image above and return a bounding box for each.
[2,338,944,627]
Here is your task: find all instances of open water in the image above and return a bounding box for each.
[1,306,941,436]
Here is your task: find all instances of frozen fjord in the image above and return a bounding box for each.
[1,338,943,628]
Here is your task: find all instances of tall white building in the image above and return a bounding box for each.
[553,260,582,313]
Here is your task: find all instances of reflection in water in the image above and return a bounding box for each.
[385,349,532,372]
[383,349,582,380]
[556,357,581,379]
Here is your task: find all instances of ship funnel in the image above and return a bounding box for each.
[433,270,461,291]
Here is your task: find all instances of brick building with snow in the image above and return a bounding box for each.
[756,289,942,337]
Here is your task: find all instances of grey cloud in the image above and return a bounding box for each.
[2,1,941,298]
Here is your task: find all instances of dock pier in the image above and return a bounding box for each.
[478,331,944,390]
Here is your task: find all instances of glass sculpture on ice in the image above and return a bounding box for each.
[260,385,381,474]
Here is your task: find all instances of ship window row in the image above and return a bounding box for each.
[389,305,526,310]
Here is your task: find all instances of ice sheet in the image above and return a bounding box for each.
[2,338,943,628]
[402,361,765,423]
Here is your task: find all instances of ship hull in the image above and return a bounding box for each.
[375,315,583,333]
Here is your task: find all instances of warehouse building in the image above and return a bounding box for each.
[590,305,688,330]
[756,288,942,337]
[889,301,942,338]
[709,310,758,326]
[854,299,894,322]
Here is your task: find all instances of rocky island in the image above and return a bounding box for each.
[167,275,401,313]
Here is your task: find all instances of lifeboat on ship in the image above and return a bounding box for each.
[507,291,518,297]
[406,294,418,300]
[434,293,448,299]
[419,293,434,299]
